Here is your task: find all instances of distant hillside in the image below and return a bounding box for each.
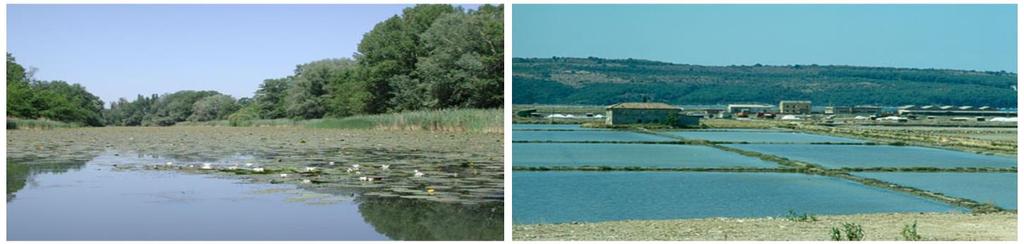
[512,57,1017,107]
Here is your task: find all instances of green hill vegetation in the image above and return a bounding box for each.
[512,57,1016,107]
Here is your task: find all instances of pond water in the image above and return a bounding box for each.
[663,130,864,143]
[512,172,960,224]
[853,172,1017,210]
[512,130,676,142]
[724,144,1017,169]
[512,124,606,130]
[7,151,502,240]
[512,143,778,168]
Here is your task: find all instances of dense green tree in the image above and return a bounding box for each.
[143,90,221,126]
[416,5,503,109]
[253,78,290,119]
[356,4,457,113]
[189,94,240,121]
[7,53,35,118]
[284,59,357,119]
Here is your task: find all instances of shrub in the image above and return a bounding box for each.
[901,221,922,241]
[784,210,818,222]
[830,222,864,241]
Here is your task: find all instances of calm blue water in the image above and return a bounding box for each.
[512,172,960,224]
[512,143,778,168]
[664,131,864,143]
[512,130,676,142]
[853,172,1017,210]
[725,144,1017,169]
[7,151,501,240]
[512,124,606,130]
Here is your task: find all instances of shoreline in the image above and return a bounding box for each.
[513,212,1017,241]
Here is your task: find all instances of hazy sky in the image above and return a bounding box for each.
[513,4,1017,72]
[7,4,473,104]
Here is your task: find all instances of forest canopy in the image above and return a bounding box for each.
[6,4,504,127]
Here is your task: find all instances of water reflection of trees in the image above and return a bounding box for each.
[7,158,92,202]
[356,196,503,240]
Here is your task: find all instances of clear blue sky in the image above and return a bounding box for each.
[513,4,1017,72]
[8,4,477,104]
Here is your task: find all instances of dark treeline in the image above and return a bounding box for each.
[513,57,1017,107]
[6,4,503,127]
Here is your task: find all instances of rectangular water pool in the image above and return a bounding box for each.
[512,124,607,130]
[512,130,676,142]
[663,130,864,143]
[724,144,1017,169]
[512,172,959,224]
[512,143,778,168]
[853,172,1017,210]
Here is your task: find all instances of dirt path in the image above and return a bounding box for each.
[513,212,1017,241]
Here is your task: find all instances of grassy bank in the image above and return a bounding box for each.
[307,109,502,133]
[6,118,79,130]
[176,109,503,133]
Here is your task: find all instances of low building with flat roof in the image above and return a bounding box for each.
[605,102,698,127]
[779,100,812,114]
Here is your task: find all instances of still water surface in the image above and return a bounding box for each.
[512,130,676,142]
[724,144,1017,168]
[665,130,864,143]
[853,172,1017,210]
[7,152,500,241]
[512,143,777,168]
[513,172,960,224]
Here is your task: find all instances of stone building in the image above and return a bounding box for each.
[605,102,698,127]
[779,100,812,114]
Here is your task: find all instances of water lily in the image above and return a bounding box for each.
[279,173,288,177]
[328,162,335,166]
[414,169,425,177]
[352,164,360,169]
[381,164,390,170]
[200,163,213,170]
[305,167,317,172]
[358,176,368,181]
[252,167,265,172]
[165,162,174,166]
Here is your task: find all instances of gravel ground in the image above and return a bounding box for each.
[513,212,1017,241]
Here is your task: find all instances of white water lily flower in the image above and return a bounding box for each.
[352,164,360,169]
[358,176,368,181]
[252,167,265,172]
[381,164,390,170]
[200,163,213,170]
[279,173,288,177]
[302,179,311,184]
[305,167,317,172]
[165,162,174,166]
[245,163,254,167]
[414,170,425,177]
[328,162,335,166]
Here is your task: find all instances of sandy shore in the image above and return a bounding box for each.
[513,212,1017,241]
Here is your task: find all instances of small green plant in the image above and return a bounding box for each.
[830,222,864,241]
[784,209,818,222]
[830,227,843,241]
[901,221,922,241]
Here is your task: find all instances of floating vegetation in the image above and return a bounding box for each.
[7,127,503,205]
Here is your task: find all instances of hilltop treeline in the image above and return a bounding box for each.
[6,4,503,127]
[513,57,1017,107]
